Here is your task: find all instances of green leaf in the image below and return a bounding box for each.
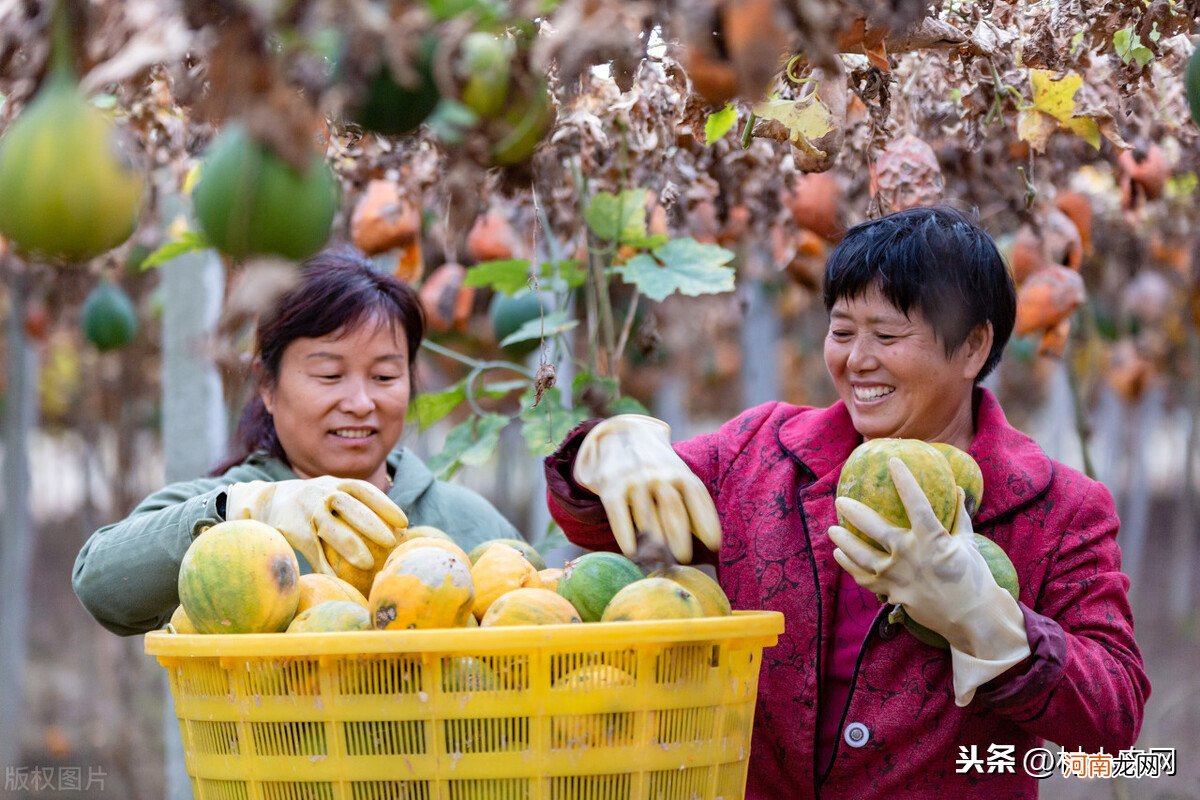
[1112,28,1130,54]
[140,230,211,270]
[481,379,529,398]
[572,371,618,397]
[1165,171,1198,201]
[407,382,466,429]
[520,387,589,457]
[464,259,533,295]
[613,237,736,302]
[540,259,587,289]
[705,103,738,145]
[460,414,509,466]
[499,309,578,347]
[609,395,650,415]
[425,0,505,23]
[426,414,510,479]
[621,233,669,251]
[585,188,649,245]
[535,522,569,557]
[425,420,474,480]
[1113,27,1153,67]
[424,98,479,144]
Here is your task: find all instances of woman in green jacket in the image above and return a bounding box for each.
[73,248,519,635]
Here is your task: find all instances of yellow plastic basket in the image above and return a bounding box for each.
[145,610,782,800]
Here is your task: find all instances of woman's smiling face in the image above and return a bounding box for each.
[261,317,410,486]
[823,284,990,447]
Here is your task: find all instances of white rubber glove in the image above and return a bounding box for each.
[574,415,721,564]
[226,477,406,575]
[828,457,1030,706]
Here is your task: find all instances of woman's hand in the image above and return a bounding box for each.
[827,457,1030,705]
[226,477,407,574]
[574,415,721,564]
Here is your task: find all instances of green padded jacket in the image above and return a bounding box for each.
[72,447,518,635]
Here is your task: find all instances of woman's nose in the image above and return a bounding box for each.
[338,379,375,414]
[846,337,877,371]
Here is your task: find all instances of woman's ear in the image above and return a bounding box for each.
[963,322,994,380]
[253,360,276,415]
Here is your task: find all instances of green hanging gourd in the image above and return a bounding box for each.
[1185,42,1200,128]
[81,281,138,352]
[191,123,338,262]
[0,6,144,263]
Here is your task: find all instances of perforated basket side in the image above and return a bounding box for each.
[149,611,782,799]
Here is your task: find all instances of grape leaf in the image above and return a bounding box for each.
[519,387,589,457]
[406,382,466,429]
[540,258,587,289]
[585,188,649,244]
[426,414,510,479]
[613,237,736,302]
[1113,28,1153,68]
[464,259,532,295]
[499,309,578,347]
[609,395,650,415]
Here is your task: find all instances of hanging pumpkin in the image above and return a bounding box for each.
[1117,144,1169,211]
[419,263,475,333]
[870,135,944,213]
[350,180,420,256]
[784,171,843,242]
[1014,266,1086,337]
[466,212,520,263]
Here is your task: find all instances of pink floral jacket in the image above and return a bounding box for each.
[545,389,1150,799]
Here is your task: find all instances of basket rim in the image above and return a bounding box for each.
[144,610,783,657]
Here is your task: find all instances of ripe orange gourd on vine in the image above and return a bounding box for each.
[466,212,520,262]
[419,262,475,333]
[350,180,420,256]
[870,135,945,213]
[1014,266,1086,337]
[1118,144,1169,210]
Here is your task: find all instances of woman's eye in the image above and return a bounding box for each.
[315,374,341,381]
[830,330,852,340]
[374,374,401,383]
[876,333,898,343]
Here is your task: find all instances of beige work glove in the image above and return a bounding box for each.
[226,477,406,575]
[827,457,1030,706]
[574,414,721,563]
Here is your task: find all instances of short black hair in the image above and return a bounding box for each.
[822,205,1016,382]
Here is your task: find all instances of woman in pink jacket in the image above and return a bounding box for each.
[545,206,1149,799]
